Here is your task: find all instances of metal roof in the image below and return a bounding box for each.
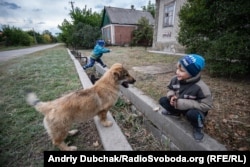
[104,6,155,25]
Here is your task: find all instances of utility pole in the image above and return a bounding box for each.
[69,1,75,13]
[33,28,37,44]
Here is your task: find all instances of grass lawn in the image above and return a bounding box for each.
[0,45,168,167]
[0,45,98,166]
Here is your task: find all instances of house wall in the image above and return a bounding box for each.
[102,26,112,44]
[102,24,136,46]
[153,0,186,53]
[114,25,136,45]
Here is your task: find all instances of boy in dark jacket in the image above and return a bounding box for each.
[83,39,111,70]
[159,54,212,141]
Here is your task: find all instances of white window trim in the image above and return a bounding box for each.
[163,1,176,27]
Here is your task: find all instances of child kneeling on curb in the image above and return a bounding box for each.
[159,54,213,141]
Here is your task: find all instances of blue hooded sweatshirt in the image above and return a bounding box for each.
[90,44,110,59]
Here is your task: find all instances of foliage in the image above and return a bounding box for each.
[71,6,102,27]
[131,17,153,48]
[1,25,33,46]
[57,19,74,47]
[178,0,250,77]
[58,5,102,49]
[73,23,101,49]
[42,30,57,43]
[42,34,52,43]
[26,30,42,44]
[142,0,155,18]
[1,25,57,47]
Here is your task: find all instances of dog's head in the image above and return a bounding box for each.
[110,63,136,88]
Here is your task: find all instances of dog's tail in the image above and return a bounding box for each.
[26,92,40,106]
[26,92,50,115]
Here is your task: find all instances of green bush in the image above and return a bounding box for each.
[132,17,153,47]
[2,25,33,46]
[206,33,249,77]
[178,0,250,78]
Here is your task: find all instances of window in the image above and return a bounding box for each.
[163,1,175,27]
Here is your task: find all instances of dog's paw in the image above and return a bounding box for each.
[68,146,77,151]
[101,120,113,127]
[68,129,78,136]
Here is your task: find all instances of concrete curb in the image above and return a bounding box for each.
[68,48,227,150]
[67,49,132,151]
[148,50,185,56]
[94,64,227,151]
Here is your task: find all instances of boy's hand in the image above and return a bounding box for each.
[170,95,177,108]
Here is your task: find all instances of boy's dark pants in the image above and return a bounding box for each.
[83,57,105,69]
[159,97,206,128]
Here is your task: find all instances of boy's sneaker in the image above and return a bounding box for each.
[193,127,204,141]
[102,64,107,68]
[161,110,180,117]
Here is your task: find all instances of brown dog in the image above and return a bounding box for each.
[26,63,136,151]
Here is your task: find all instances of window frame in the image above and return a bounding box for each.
[163,1,176,27]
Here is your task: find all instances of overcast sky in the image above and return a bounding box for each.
[0,0,155,35]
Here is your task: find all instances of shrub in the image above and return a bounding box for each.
[178,0,250,77]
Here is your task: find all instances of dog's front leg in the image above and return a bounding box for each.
[98,110,113,127]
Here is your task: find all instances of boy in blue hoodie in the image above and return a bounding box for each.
[83,40,111,70]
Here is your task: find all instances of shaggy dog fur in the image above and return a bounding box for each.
[26,63,136,151]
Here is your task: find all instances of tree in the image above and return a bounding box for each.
[58,19,74,47]
[74,23,101,49]
[2,25,33,46]
[27,30,42,44]
[58,5,102,49]
[142,0,155,18]
[132,17,153,48]
[70,6,102,27]
[42,30,57,43]
[178,0,250,77]
[1,25,56,46]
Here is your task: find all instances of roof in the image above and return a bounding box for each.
[103,6,154,26]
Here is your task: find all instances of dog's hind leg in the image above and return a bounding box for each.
[52,131,77,151]
[44,118,77,151]
[54,140,77,151]
[98,110,113,127]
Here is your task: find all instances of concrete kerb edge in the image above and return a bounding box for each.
[94,63,227,151]
[67,49,132,151]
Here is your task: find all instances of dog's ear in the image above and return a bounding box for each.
[113,71,121,80]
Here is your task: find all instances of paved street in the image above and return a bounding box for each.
[0,43,61,62]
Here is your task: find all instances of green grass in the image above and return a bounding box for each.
[0,46,82,166]
[0,44,40,51]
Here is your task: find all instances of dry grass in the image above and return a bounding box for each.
[81,46,250,151]
[0,46,103,167]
